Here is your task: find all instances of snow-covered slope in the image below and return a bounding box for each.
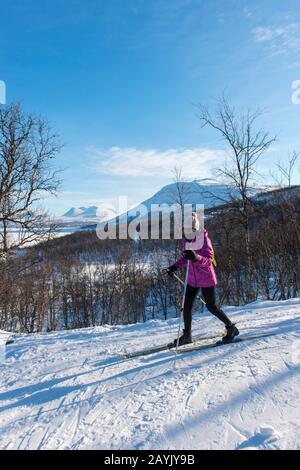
[1,299,300,450]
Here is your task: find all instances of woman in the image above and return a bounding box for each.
[167,212,239,347]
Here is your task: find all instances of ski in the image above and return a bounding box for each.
[120,333,221,359]
[171,332,278,355]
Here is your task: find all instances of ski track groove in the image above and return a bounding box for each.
[77,356,177,449]
[162,333,288,449]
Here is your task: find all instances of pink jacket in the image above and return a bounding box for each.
[175,230,217,288]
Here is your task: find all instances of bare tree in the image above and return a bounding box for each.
[197,96,276,302]
[198,96,276,198]
[0,103,62,257]
[169,167,192,209]
[276,149,300,187]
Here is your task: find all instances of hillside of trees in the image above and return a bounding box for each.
[0,186,299,333]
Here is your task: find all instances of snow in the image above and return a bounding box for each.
[0,330,12,347]
[0,298,300,450]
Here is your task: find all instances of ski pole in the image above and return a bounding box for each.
[173,260,190,368]
[172,272,206,305]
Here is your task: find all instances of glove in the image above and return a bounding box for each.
[166,264,178,276]
[183,250,198,262]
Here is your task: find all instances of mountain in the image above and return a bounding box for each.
[56,206,116,232]
[58,178,276,233]
[137,178,262,211]
[62,206,115,220]
[107,178,269,228]
[1,298,299,449]
[62,207,87,218]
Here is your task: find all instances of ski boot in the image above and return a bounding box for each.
[220,324,239,344]
[168,329,192,349]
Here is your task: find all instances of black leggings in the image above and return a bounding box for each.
[183,284,232,332]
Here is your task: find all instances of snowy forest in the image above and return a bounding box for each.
[1,146,299,332]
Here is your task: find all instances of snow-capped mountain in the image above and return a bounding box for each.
[61,206,115,220]
[62,207,88,218]
[56,206,116,232]
[107,178,269,227]
[136,178,263,211]
[58,178,275,232]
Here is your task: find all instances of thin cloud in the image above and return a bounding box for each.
[89,146,226,179]
[252,23,300,56]
[243,7,254,19]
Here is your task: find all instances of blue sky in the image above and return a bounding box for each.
[1,0,300,215]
